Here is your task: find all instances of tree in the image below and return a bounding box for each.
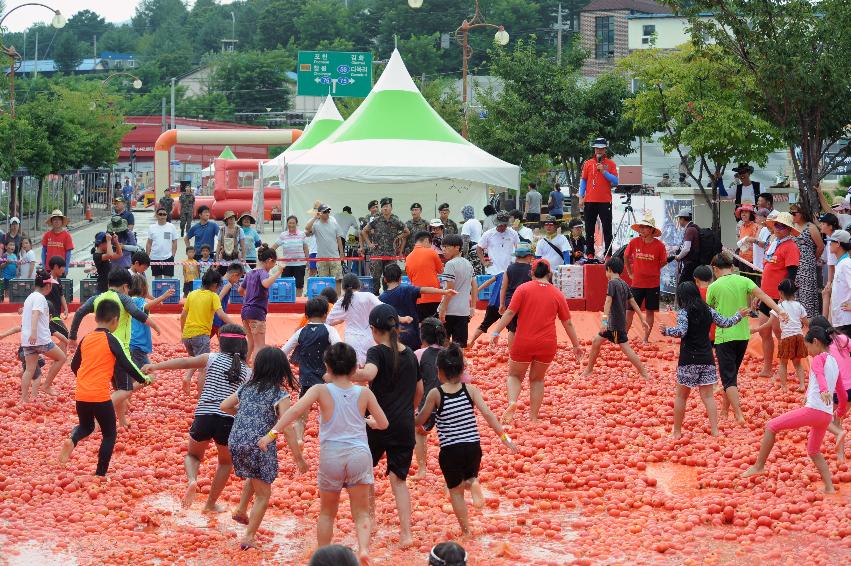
[99,25,141,53]
[65,10,110,44]
[209,49,294,114]
[619,44,782,233]
[398,34,443,78]
[294,0,351,50]
[470,38,635,214]
[665,0,851,220]
[256,0,304,50]
[53,32,83,74]
[132,0,188,35]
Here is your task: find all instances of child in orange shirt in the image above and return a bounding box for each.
[58,300,152,476]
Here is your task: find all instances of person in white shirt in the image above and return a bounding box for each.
[536,216,570,268]
[460,205,483,273]
[819,212,841,317]
[827,230,851,334]
[741,207,771,271]
[509,209,534,243]
[146,206,180,278]
[18,237,36,279]
[477,212,519,275]
[20,271,67,402]
[327,273,383,365]
[334,206,360,243]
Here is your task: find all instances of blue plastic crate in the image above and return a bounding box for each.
[476,274,494,301]
[358,276,374,290]
[269,277,297,304]
[152,278,180,304]
[191,279,202,291]
[229,278,245,304]
[306,277,336,299]
[401,276,411,286]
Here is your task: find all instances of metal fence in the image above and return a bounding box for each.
[3,169,118,233]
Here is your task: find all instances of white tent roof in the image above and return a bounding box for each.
[285,49,519,190]
[260,96,344,179]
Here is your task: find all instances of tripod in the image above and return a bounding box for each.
[604,192,638,258]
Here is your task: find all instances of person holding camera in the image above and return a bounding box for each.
[578,137,619,258]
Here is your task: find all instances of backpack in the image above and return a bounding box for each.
[697,227,721,265]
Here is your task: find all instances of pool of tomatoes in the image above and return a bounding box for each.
[0,336,849,565]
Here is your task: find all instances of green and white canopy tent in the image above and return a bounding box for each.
[201,145,238,176]
[284,49,519,219]
[260,95,344,179]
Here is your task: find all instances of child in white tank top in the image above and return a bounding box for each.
[261,342,388,566]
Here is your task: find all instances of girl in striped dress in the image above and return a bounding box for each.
[415,344,517,535]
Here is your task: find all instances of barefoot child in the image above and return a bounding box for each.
[742,327,840,493]
[143,324,250,511]
[810,316,849,462]
[182,269,235,395]
[328,274,383,366]
[211,263,244,338]
[581,257,650,380]
[58,300,152,476]
[413,317,448,480]
[354,304,423,548]
[20,271,68,403]
[220,347,307,549]
[69,268,161,428]
[261,342,389,564]
[239,244,283,364]
[751,279,808,390]
[415,344,518,535]
[182,246,199,298]
[661,282,747,438]
[468,271,503,344]
[129,273,174,371]
[281,297,342,446]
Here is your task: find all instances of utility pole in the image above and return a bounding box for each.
[33,31,38,78]
[170,78,176,190]
[93,34,97,59]
[556,3,562,66]
[161,97,166,132]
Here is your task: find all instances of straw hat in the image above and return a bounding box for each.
[832,195,850,212]
[630,214,662,237]
[306,199,323,215]
[222,210,237,222]
[766,211,801,236]
[735,203,756,220]
[46,209,69,226]
[238,212,256,224]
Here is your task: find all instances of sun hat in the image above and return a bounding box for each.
[46,209,69,226]
[630,214,662,237]
[238,212,256,224]
[106,215,129,233]
[826,229,851,244]
[765,211,800,236]
[732,163,754,174]
[767,209,780,221]
[368,303,400,330]
[222,210,237,222]
[307,200,323,215]
[676,208,693,219]
[495,212,510,226]
[542,215,559,225]
[567,218,584,230]
[591,137,608,148]
[514,243,534,257]
[429,218,444,228]
[831,195,850,211]
[735,203,756,220]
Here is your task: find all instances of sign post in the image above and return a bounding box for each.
[297,51,373,98]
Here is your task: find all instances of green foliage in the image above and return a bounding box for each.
[209,49,294,113]
[663,0,851,217]
[66,10,109,44]
[398,34,443,78]
[470,38,635,195]
[53,32,83,74]
[618,43,783,231]
[839,176,851,189]
[420,78,463,133]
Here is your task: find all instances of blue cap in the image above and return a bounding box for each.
[94,232,107,245]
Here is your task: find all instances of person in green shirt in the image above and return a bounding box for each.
[706,251,786,426]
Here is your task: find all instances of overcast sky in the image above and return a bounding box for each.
[2,1,236,32]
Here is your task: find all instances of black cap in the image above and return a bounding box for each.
[438,202,450,211]
[367,200,379,209]
[410,202,422,210]
[380,197,392,207]
[342,206,352,213]
[368,303,399,331]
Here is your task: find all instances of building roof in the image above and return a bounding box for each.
[626,12,713,19]
[99,51,135,61]
[582,0,673,13]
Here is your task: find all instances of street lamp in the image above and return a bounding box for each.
[407,0,423,7]
[101,72,143,90]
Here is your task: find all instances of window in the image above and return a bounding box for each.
[595,16,615,60]
[642,24,656,37]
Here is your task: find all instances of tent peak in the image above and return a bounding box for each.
[374,49,419,94]
[314,95,344,123]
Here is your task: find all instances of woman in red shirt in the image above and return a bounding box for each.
[489,259,584,424]
[758,212,800,377]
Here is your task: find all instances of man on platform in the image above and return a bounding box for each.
[362,197,408,295]
[624,215,669,342]
[579,137,618,258]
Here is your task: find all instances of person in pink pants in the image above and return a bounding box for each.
[742,326,840,493]
[810,316,850,462]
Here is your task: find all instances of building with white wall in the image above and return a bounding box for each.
[626,13,715,50]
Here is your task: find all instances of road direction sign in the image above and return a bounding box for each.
[297,51,372,98]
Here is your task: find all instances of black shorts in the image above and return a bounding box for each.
[151,257,175,278]
[630,287,660,311]
[834,388,851,405]
[189,413,234,446]
[715,340,748,390]
[444,315,470,348]
[507,315,518,333]
[368,433,414,480]
[525,213,540,223]
[439,442,482,489]
[183,281,195,298]
[49,318,69,338]
[758,301,772,317]
[112,366,135,392]
[478,305,501,332]
[416,302,439,322]
[600,329,628,344]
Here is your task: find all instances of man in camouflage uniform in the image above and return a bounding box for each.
[159,191,175,223]
[355,199,380,276]
[438,202,458,235]
[404,202,429,256]
[178,185,195,237]
[362,197,409,294]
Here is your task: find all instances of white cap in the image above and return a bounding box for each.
[9,217,19,224]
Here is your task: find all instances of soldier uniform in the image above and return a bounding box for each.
[178,191,195,237]
[367,198,407,294]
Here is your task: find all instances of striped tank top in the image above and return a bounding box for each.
[435,384,480,447]
[195,352,251,417]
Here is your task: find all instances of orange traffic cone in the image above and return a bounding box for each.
[85,204,92,222]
